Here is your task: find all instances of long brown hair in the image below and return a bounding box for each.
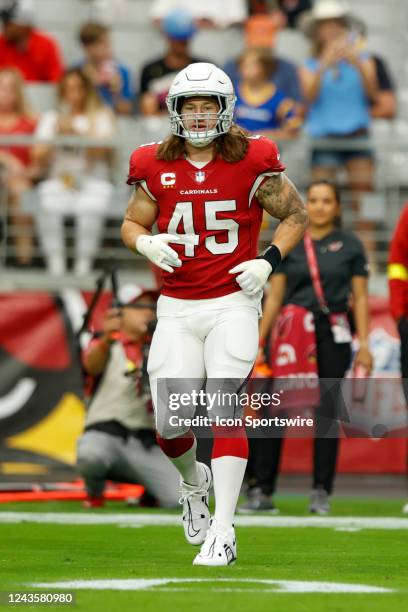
[0,68,34,117]
[57,68,116,170]
[57,68,115,136]
[157,125,250,163]
[57,68,104,116]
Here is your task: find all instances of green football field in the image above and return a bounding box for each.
[1,496,408,612]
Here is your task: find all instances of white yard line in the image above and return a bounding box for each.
[31,577,394,594]
[1,512,408,530]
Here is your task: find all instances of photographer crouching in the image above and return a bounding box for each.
[76,283,180,508]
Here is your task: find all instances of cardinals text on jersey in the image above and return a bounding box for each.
[127,136,285,300]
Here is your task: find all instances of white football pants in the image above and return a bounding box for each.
[148,292,260,438]
[36,178,112,261]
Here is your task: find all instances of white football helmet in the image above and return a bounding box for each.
[166,63,236,147]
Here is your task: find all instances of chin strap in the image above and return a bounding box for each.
[186,137,217,148]
[185,133,218,147]
[183,127,218,148]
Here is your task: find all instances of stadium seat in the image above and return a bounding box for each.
[366,33,405,74]
[25,84,57,114]
[94,0,152,26]
[34,0,91,25]
[112,28,165,81]
[275,29,310,65]
[46,27,83,68]
[351,0,404,32]
[191,28,245,66]
[397,89,408,118]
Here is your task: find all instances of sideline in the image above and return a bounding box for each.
[1,512,408,529]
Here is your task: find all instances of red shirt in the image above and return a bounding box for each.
[0,30,64,82]
[0,115,37,166]
[388,204,408,319]
[127,136,285,300]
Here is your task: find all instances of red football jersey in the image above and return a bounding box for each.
[127,136,285,299]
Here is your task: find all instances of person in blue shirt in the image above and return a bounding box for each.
[299,2,378,184]
[77,22,134,116]
[224,50,302,105]
[235,47,301,138]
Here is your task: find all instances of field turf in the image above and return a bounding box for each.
[0,495,407,611]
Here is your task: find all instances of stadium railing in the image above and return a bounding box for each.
[0,122,406,289]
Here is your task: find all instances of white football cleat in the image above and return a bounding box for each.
[179,462,212,546]
[402,501,408,514]
[193,518,237,566]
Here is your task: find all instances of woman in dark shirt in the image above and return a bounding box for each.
[243,179,373,514]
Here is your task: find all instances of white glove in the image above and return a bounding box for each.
[136,234,182,273]
[229,259,272,296]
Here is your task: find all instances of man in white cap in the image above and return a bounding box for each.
[77,283,179,509]
[298,0,363,36]
[0,0,63,82]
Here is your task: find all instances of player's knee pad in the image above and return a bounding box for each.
[154,381,198,438]
[206,309,259,379]
[150,375,196,439]
[155,417,191,440]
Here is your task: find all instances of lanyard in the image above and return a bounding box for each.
[303,231,330,315]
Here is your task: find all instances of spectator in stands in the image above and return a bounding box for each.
[0,67,36,265]
[31,68,116,276]
[151,0,247,29]
[139,9,206,116]
[77,283,180,509]
[240,180,372,514]
[223,21,302,104]
[272,0,313,29]
[299,1,378,186]
[0,0,63,82]
[77,22,134,116]
[235,47,301,138]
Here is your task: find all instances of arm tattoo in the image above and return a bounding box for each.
[256,174,308,228]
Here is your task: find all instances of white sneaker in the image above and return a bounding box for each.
[193,518,237,566]
[179,462,212,546]
[402,501,408,514]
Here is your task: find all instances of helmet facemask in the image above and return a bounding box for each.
[166,92,236,148]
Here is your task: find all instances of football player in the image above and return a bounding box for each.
[121,62,308,566]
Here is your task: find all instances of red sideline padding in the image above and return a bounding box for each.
[0,482,144,503]
[280,438,407,474]
[278,296,407,474]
